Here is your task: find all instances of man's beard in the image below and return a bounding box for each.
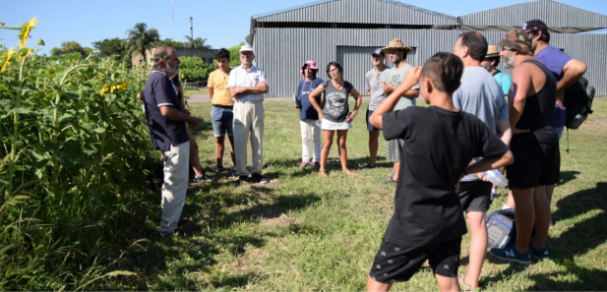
[166,65,180,77]
[503,51,515,69]
[482,62,493,71]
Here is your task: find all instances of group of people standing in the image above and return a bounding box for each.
[141,44,271,236]
[140,18,586,292]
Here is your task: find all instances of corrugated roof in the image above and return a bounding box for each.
[459,0,607,32]
[252,0,458,25]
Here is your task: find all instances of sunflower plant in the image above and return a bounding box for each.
[1,18,157,290]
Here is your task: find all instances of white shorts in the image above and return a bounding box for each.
[320,119,352,130]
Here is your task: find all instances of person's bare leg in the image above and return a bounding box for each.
[187,128,203,177]
[393,162,401,181]
[367,275,393,292]
[435,274,461,292]
[545,184,555,205]
[505,191,516,209]
[227,135,236,166]
[320,130,334,177]
[369,130,380,167]
[338,130,355,175]
[215,136,225,167]
[532,185,551,249]
[512,188,535,253]
[464,211,487,288]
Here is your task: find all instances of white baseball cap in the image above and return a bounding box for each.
[239,45,254,54]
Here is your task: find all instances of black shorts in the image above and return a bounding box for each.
[458,180,492,212]
[506,133,560,189]
[369,237,462,283]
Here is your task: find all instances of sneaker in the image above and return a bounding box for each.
[212,165,225,173]
[194,173,214,182]
[312,162,320,171]
[530,243,550,260]
[490,246,531,265]
[299,161,309,168]
[360,163,377,170]
[235,175,249,186]
[380,178,397,185]
[251,173,270,184]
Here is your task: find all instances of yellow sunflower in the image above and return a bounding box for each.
[100,81,130,96]
[1,48,15,73]
[18,17,38,49]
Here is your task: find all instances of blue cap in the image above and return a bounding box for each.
[371,48,385,57]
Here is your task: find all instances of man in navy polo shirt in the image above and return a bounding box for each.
[143,46,204,236]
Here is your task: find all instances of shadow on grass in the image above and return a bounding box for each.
[525,263,607,291]
[550,182,606,260]
[558,170,581,185]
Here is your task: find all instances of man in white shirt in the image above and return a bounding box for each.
[227,45,270,184]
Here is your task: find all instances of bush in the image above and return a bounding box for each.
[179,55,212,82]
[1,21,157,290]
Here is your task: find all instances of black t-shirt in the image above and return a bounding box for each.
[382,106,509,247]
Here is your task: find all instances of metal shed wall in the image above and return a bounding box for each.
[460,0,607,30]
[253,27,607,97]
[254,0,458,25]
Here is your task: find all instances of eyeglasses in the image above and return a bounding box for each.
[240,52,253,57]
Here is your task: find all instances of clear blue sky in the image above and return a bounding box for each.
[1,0,606,55]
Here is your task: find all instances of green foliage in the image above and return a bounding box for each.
[123,23,160,61]
[179,56,213,82]
[228,43,244,67]
[0,39,155,290]
[183,36,211,49]
[92,37,131,64]
[158,38,186,48]
[50,41,92,57]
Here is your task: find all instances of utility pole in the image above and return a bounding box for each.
[190,17,194,47]
[172,0,175,46]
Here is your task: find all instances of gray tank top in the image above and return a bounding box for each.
[323,80,353,123]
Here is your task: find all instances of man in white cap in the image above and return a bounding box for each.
[227,45,270,184]
[361,48,390,170]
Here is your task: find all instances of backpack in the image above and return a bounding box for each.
[564,76,595,129]
[486,209,516,249]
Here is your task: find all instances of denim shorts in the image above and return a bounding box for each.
[211,105,234,137]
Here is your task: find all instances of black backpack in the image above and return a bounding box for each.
[564,76,595,129]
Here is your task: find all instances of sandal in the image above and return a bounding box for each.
[458,274,478,292]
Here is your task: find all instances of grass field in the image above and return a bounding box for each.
[106,99,607,290]
[184,86,209,95]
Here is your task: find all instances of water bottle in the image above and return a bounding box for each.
[481,169,508,188]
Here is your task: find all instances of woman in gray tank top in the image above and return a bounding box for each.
[309,62,363,177]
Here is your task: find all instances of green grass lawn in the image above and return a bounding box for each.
[184,86,209,95]
[113,99,607,290]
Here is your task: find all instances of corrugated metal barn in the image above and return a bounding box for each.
[249,0,607,97]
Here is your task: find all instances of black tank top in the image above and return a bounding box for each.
[508,59,559,145]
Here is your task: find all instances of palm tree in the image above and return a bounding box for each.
[184,35,211,49]
[124,23,160,62]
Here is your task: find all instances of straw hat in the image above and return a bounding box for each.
[381,39,412,53]
[486,45,500,58]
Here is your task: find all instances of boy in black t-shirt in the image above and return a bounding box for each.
[367,52,514,292]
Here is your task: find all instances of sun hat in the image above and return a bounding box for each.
[239,44,254,54]
[300,60,319,76]
[486,45,500,58]
[381,39,412,53]
[371,48,385,57]
[499,29,533,55]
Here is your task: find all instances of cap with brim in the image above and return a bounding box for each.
[499,29,533,55]
[381,39,412,53]
[371,48,385,57]
[239,44,254,53]
[485,45,500,58]
[300,60,319,76]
